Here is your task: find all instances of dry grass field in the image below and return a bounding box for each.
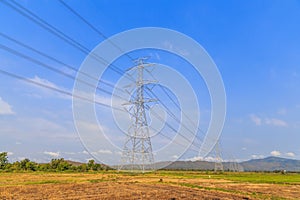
[0,171,300,199]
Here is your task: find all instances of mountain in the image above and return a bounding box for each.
[159,160,244,171]
[240,156,300,171]
[157,160,216,171]
[65,160,84,167]
[158,157,300,172]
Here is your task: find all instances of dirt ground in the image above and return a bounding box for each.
[0,182,250,200]
[0,172,299,200]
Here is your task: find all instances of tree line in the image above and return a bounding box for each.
[0,152,111,172]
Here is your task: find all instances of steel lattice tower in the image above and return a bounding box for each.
[119,57,156,172]
[214,140,224,172]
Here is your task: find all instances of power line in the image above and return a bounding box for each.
[149,126,200,153]
[121,63,204,152]
[145,88,203,144]
[0,40,204,153]
[149,108,198,151]
[0,66,204,158]
[57,0,135,61]
[0,64,208,154]
[148,103,212,154]
[1,0,133,81]
[0,43,127,101]
[0,31,123,93]
[2,0,211,155]
[3,0,206,145]
[0,40,203,151]
[0,68,123,111]
[147,71,207,143]
[156,86,206,147]
[159,85,207,136]
[140,75,205,148]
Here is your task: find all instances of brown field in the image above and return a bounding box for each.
[0,171,300,199]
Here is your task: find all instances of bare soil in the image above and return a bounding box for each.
[0,182,250,200]
[0,172,299,200]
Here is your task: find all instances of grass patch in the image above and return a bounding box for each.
[88,179,106,183]
[154,171,300,184]
[23,180,68,185]
[206,172,300,184]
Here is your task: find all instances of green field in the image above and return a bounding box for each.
[158,171,300,184]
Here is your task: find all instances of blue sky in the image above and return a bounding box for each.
[0,0,300,164]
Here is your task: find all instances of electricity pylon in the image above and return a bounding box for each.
[214,140,224,172]
[119,57,156,172]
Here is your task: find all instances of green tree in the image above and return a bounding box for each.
[25,161,37,171]
[0,152,8,169]
[11,161,21,171]
[77,164,87,172]
[87,159,95,171]
[20,158,30,170]
[57,160,71,171]
[38,163,50,171]
[50,158,71,171]
[93,163,103,171]
[4,163,13,171]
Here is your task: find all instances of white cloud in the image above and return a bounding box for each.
[86,158,95,162]
[286,152,295,157]
[187,156,218,162]
[242,147,247,151]
[29,76,59,89]
[250,114,288,127]
[77,121,100,132]
[27,76,70,99]
[44,151,60,157]
[250,114,262,126]
[17,157,26,161]
[0,97,14,115]
[277,108,287,115]
[251,154,264,159]
[7,152,14,156]
[270,150,281,156]
[265,118,288,127]
[63,152,76,155]
[186,156,202,162]
[93,149,112,155]
[82,150,89,155]
[17,117,75,139]
[61,67,76,76]
[98,149,112,154]
[74,90,123,109]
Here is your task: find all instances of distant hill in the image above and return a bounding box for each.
[65,160,111,169]
[159,160,244,171]
[240,156,300,171]
[65,156,300,172]
[65,160,84,167]
[158,157,300,172]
